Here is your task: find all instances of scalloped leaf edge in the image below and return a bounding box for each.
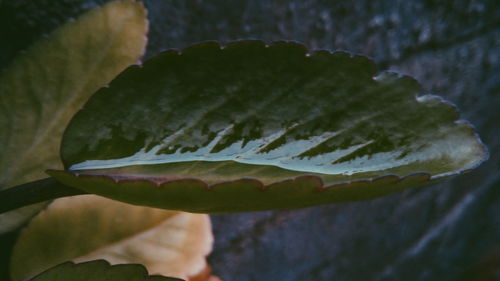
[29,260,184,281]
[47,168,451,212]
[51,40,489,213]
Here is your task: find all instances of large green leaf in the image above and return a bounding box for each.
[51,41,488,212]
[10,195,213,281]
[0,0,148,232]
[28,260,183,281]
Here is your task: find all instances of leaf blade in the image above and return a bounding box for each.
[56,40,488,212]
[28,260,184,281]
[10,195,213,281]
[0,0,148,188]
[0,0,148,232]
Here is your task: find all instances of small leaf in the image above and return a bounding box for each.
[10,195,213,281]
[52,41,488,212]
[0,0,148,232]
[28,260,184,281]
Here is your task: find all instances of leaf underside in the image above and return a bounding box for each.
[28,260,183,281]
[52,40,487,212]
[0,0,148,231]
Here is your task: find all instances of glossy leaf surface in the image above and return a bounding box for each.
[0,0,148,232]
[10,195,212,281]
[28,260,183,281]
[54,41,488,212]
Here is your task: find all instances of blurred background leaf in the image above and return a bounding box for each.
[0,0,148,233]
[10,195,213,281]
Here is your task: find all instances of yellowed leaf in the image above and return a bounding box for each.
[10,195,213,281]
[0,0,148,233]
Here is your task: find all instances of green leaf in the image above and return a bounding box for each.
[28,260,184,281]
[52,41,488,212]
[10,195,213,281]
[0,0,148,232]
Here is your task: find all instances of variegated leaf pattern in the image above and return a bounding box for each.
[51,40,487,212]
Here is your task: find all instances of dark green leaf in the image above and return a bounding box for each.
[51,41,488,212]
[28,260,183,281]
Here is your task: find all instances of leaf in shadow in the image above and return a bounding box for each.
[28,260,184,281]
[10,195,213,281]
[0,0,148,232]
[51,40,488,212]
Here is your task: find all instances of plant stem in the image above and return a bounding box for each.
[0,177,87,214]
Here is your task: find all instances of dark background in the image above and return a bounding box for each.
[1,0,499,280]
